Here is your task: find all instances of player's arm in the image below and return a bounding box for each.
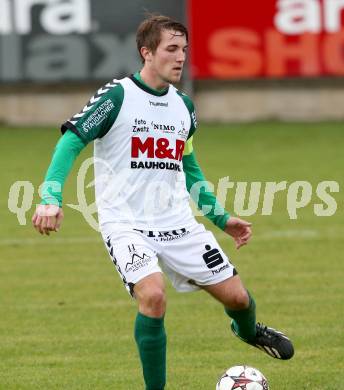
[32,81,124,235]
[32,130,86,235]
[179,91,251,248]
[178,92,230,230]
[182,136,229,230]
[182,138,252,249]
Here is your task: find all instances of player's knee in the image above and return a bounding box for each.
[139,288,166,317]
[227,289,249,310]
[146,288,166,309]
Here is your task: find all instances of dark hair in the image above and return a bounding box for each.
[136,14,188,62]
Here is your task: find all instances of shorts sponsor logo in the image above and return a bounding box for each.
[125,244,151,273]
[202,244,224,269]
[133,228,190,242]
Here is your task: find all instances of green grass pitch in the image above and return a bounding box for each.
[1,123,343,389]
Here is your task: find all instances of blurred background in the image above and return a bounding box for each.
[1,1,344,389]
[2,0,344,124]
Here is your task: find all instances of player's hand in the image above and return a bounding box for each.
[32,204,64,235]
[224,217,252,249]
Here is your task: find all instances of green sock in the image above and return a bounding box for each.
[134,312,166,390]
[225,291,256,341]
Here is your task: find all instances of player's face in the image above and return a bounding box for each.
[150,29,188,84]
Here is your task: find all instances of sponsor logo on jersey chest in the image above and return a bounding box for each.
[152,122,175,133]
[132,118,149,133]
[130,136,185,171]
[131,137,185,161]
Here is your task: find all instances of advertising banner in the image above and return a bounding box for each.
[189,0,344,79]
[0,0,184,82]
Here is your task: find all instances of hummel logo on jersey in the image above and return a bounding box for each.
[202,244,224,269]
[149,101,168,107]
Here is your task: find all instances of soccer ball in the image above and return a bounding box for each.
[216,365,269,390]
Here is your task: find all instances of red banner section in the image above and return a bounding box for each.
[189,0,344,79]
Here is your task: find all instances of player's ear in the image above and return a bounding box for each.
[141,46,152,63]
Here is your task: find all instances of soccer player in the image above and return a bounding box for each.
[32,15,294,390]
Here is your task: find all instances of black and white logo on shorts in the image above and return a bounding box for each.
[133,228,189,242]
[125,244,151,273]
[202,244,224,269]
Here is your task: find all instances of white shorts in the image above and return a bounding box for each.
[101,223,237,296]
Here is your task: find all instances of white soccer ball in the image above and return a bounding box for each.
[216,365,269,390]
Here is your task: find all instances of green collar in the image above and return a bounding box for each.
[131,71,169,97]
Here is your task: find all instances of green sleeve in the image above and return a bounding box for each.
[44,81,124,206]
[61,80,124,144]
[177,90,197,140]
[182,150,230,231]
[178,90,230,230]
[40,130,85,207]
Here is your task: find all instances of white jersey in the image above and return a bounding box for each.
[62,75,198,231]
